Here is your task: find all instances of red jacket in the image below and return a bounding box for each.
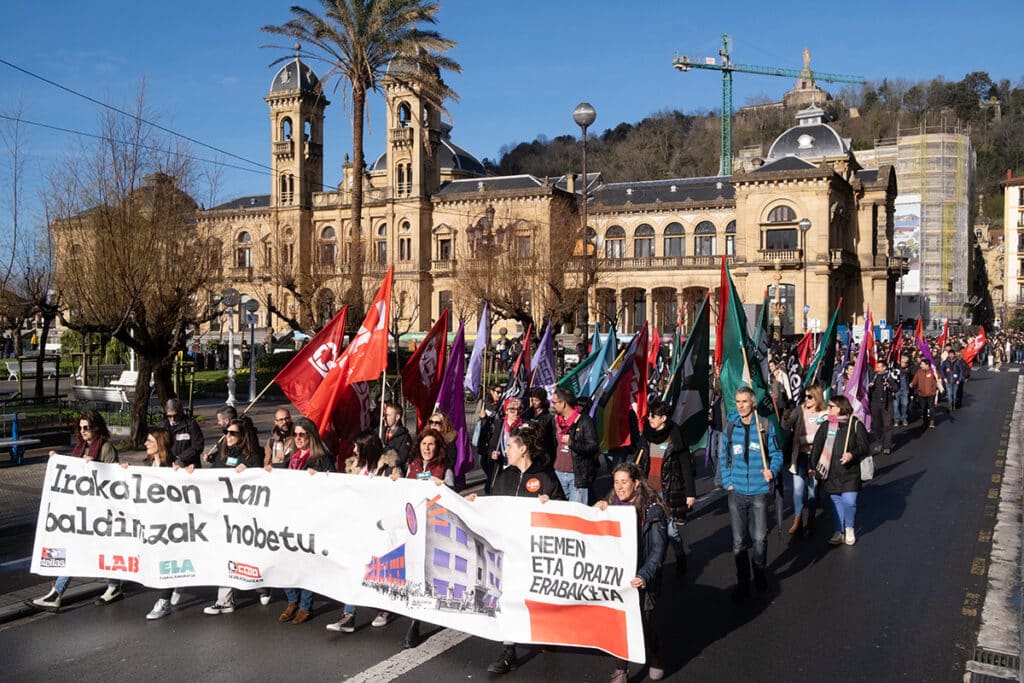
[910,368,938,397]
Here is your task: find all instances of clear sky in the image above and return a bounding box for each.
[2,0,1022,218]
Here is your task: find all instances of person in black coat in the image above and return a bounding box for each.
[810,395,870,546]
[550,388,600,505]
[868,359,896,454]
[636,400,695,575]
[382,401,413,470]
[161,398,204,468]
[475,386,504,493]
[526,387,556,467]
[596,462,668,683]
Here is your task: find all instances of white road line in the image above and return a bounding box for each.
[343,627,472,682]
[0,556,31,569]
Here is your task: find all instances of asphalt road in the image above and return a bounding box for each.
[0,371,1016,682]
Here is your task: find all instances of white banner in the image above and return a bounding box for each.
[32,456,644,662]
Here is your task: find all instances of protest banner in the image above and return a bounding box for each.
[32,456,645,662]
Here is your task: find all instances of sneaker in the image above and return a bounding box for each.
[146,599,171,620]
[325,612,356,633]
[845,528,856,545]
[487,645,519,674]
[609,668,628,683]
[649,666,665,681]
[883,448,891,455]
[203,602,234,615]
[371,611,391,627]
[30,589,61,610]
[95,585,123,605]
[169,589,183,606]
[259,590,272,606]
[828,532,844,545]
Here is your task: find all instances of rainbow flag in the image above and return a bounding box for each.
[591,324,648,452]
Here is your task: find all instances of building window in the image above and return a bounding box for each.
[319,226,337,268]
[726,220,736,256]
[433,548,450,568]
[399,238,412,261]
[438,291,453,331]
[767,205,797,223]
[375,223,387,265]
[605,225,625,259]
[398,102,412,127]
[280,117,292,141]
[235,232,252,268]
[280,174,294,205]
[455,527,468,545]
[664,222,684,257]
[516,235,532,258]
[694,221,716,257]
[454,556,468,573]
[438,238,452,261]
[764,228,798,250]
[634,224,654,258]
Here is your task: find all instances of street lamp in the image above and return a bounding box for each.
[897,243,909,323]
[573,102,596,329]
[244,298,261,403]
[221,287,240,406]
[798,217,812,332]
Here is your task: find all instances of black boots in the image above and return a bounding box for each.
[732,553,751,601]
[487,645,519,674]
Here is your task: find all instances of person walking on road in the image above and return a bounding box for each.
[869,359,896,455]
[264,408,296,467]
[784,385,828,535]
[136,427,180,620]
[720,387,783,601]
[161,398,204,468]
[811,395,870,546]
[550,388,600,505]
[910,359,939,429]
[893,356,913,426]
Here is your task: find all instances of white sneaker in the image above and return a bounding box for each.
[31,589,61,609]
[147,599,172,620]
[371,611,391,627]
[95,584,123,605]
[325,612,356,632]
[259,590,272,606]
[169,589,182,606]
[845,528,856,545]
[203,602,234,615]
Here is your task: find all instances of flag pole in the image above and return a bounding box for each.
[378,373,387,439]
[740,343,770,472]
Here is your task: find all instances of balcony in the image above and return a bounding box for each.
[228,266,253,281]
[755,249,803,268]
[887,255,910,275]
[389,127,414,146]
[431,259,456,277]
[566,255,736,272]
[829,248,859,270]
[273,140,293,157]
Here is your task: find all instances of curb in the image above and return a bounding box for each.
[0,581,108,625]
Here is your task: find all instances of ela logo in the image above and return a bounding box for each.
[159,559,196,578]
[40,547,66,568]
[98,554,140,573]
[227,560,262,582]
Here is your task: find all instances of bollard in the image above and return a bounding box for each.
[11,413,22,466]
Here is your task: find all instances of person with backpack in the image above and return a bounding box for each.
[719,387,783,601]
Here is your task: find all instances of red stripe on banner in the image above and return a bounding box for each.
[525,600,629,659]
[529,512,621,537]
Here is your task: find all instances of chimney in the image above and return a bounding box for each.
[565,172,575,194]
[1009,169,1014,180]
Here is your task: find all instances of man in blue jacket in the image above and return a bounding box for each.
[720,386,783,601]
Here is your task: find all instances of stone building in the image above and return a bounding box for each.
[1001,173,1024,315]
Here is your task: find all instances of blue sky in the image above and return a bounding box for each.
[2,0,1022,218]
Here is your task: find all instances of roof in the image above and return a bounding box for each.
[752,156,818,173]
[592,176,734,206]
[370,122,486,176]
[268,58,320,96]
[435,174,551,196]
[856,169,879,183]
[766,106,849,162]
[209,194,271,211]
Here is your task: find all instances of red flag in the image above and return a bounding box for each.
[914,316,924,343]
[306,268,394,436]
[887,324,904,365]
[936,319,949,350]
[401,309,449,431]
[962,327,986,365]
[647,326,661,372]
[795,330,814,367]
[714,256,728,368]
[272,306,348,413]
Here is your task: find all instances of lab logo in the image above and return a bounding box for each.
[40,547,66,568]
[159,559,196,579]
[524,478,541,494]
[99,554,140,573]
[228,560,262,582]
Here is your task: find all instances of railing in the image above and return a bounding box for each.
[431,259,456,276]
[228,266,253,281]
[756,249,803,266]
[829,249,859,269]
[273,140,293,156]
[304,141,322,158]
[566,255,735,272]
[390,127,414,145]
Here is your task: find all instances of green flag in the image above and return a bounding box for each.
[718,263,776,426]
[754,290,770,346]
[663,296,710,450]
[803,300,842,399]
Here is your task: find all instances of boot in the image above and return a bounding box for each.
[487,645,519,674]
[95,583,123,605]
[732,553,751,602]
[30,588,61,610]
[403,621,421,649]
[788,515,802,535]
[753,566,768,594]
[804,515,816,536]
[278,602,298,622]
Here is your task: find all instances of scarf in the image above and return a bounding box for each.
[816,415,850,479]
[72,438,106,460]
[555,406,580,434]
[288,448,311,470]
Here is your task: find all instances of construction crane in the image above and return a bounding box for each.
[672,34,867,176]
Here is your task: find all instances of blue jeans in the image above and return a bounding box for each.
[829,492,858,532]
[556,470,588,504]
[54,576,119,596]
[893,390,909,423]
[284,588,313,611]
[946,381,959,410]
[790,469,817,518]
[727,491,768,570]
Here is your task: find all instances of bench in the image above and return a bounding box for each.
[110,370,139,389]
[72,363,126,385]
[6,361,57,381]
[69,385,133,409]
[0,412,40,465]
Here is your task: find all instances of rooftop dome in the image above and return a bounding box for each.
[370,121,485,176]
[268,56,320,96]
[766,106,848,161]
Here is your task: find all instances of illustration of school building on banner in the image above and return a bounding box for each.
[364,495,504,616]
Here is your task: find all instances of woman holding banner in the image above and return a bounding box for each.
[596,462,668,682]
[31,411,122,611]
[427,411,464,490]
[810,395,870,546]
[486,397,524,478]
[137,427,179,620]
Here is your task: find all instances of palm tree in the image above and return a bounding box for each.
[263,0,460,319]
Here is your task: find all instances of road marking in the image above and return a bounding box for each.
[343,627,472,682]
[962,591,980,617]
[978,530,992,543]
[970,558,987,576]
[0,556,30,569]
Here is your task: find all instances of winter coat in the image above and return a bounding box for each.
[719,412,783,496]
[635,501,668,597]
[635,420,695,516]
[214,444,261,469]
[162,416,205,468]
[491,460,566,499]
[264,428,296,468]
[344,451,399,477]
[910,368,938,397]
[809,418,870,494]
[551,412,600,488]
[382,423,414,468]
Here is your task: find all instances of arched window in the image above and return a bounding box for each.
[398,102,412,127]
[664,222,684,258]
[767,205,797,223]
[280,227,294,266]
[280,174,294,204]
[319,226,337,268]
[634,224,655,258]
[303,118,312,141]
[376,223,387,265]
[280,117,292,141]
[726,220,736,256]
[605,225,625,259]
[694,221,716,257]
[399,220,412,262]
[235,232,252,268]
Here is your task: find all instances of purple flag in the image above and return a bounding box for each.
[435,322,473,479]
[530,321,556,392]
[843,315,872,432]
[464,301,489,396]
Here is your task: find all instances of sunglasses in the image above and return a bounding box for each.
[226,430,241,436]
[505,407,520,413]
[294,431,308,438]
[79,425,92,431]
[428,420,443,426]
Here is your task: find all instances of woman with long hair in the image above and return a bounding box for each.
[596,463,668,683]
[785,384,828,535]
[810,395,870,546]
[136,427,181,619]
[31,411,121,611]
[394,428,454,487]
[427,410,467,491]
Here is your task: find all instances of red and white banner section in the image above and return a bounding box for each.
[32,456,645,662]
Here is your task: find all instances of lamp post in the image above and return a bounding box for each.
[221,288,240,406]
[798,217,812,332]
[772,268,784,340]
[896,244,908,323]
[244,299,260,403]
[573,102,596,329]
